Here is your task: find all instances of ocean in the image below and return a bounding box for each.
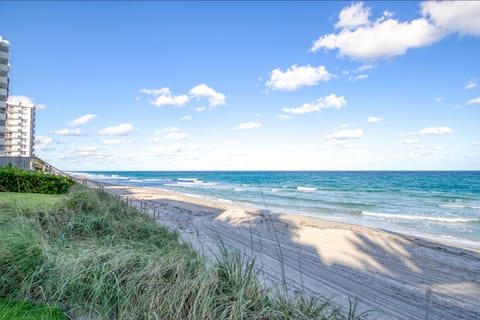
[77,171,480,248]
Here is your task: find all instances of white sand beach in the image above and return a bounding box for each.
[104,184,480,320]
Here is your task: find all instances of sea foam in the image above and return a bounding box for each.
[362,211,477,223]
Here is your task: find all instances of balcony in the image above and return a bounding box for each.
[0,64,8,76]
[0,51,8,59]
[0,114,5,121]
[0,76,7,88]
[0,88,6,97]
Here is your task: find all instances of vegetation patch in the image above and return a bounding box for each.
[0,299,66,320]
[0,166,74,194]
[0,185,365,319]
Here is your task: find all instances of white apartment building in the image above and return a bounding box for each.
[5,98,36,157]
[0,36,9,156]
[0,36,36,158]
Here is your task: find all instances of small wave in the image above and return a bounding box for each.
[271,189,279,193]
[165,180,217,188]
[234,188,245,192]
[217,198,233,203]
[71,172,128,181]
[183,193,202,198]
[297,186,317,192]
[362,211,478,223]
[178,178,200,182]
[439,204,480,210]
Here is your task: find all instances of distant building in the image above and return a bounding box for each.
[0,36,9,156]
[0,36,36,158]
[5,97,36,157]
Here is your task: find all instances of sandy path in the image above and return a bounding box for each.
[104,185,480,320]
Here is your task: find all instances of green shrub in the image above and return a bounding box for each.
[0,166,74,194]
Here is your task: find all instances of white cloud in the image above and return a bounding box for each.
[189,83,226,107]
[181,115,192,120]
[340,123,350,128]
[353,64,375,73]
[465,81,477,90]
[266,64,332,91]
[349,74,368,81]
[161,127,187,140]
[53,128,85,136]
[311,1,480,61]
[57,146,114,162]
[35,136,55,151]
[435,97,443,102]
[335,2,371,30]
[367,116,382,123]
[282,94,346,114]
[148,144,184,154]
[35,136,53,144]
[163,127,178,133]
[196,106,206,112]
[237,122,261,129]
[102,139,131,145]
[277,114,293,120]
[311,3,444,60]
[36,104,47,111]
[466,97,480,106]
[419,126,453,135]
[98,123,135,136]
[421,1,480,36]
[223,139,241,145]
[402,138,419,144]
[407,149,435,161]
[68,114,96,126]
[165,132,188,140]
[140,87,189,107]
[326,128,363,140]
[74,146,99,153]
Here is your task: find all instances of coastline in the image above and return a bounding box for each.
[75,170,480,251]
[100,182,480,319]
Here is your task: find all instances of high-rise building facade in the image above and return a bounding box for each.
[0,36,9,156]
[0,36,36,158]
[5,98,35,157]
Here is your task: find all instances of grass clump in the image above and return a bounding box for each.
[0,299,66,320]
[0,185,365,319]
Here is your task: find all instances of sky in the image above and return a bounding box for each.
[0,1,479,171]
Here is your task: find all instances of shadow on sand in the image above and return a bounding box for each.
[106,185,480,320]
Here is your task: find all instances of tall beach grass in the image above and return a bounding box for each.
[0,185,367,319]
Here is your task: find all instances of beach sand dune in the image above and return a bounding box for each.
[105,185,480,319]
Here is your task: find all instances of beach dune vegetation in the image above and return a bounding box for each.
[0,166,74,194]
[0,185,364,319]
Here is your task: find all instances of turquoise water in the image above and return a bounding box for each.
[78,171,480,247]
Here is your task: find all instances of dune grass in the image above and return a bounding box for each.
[0,299,66,320]
[0,185,366,319]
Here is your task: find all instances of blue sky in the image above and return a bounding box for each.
[1,1,479,170]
